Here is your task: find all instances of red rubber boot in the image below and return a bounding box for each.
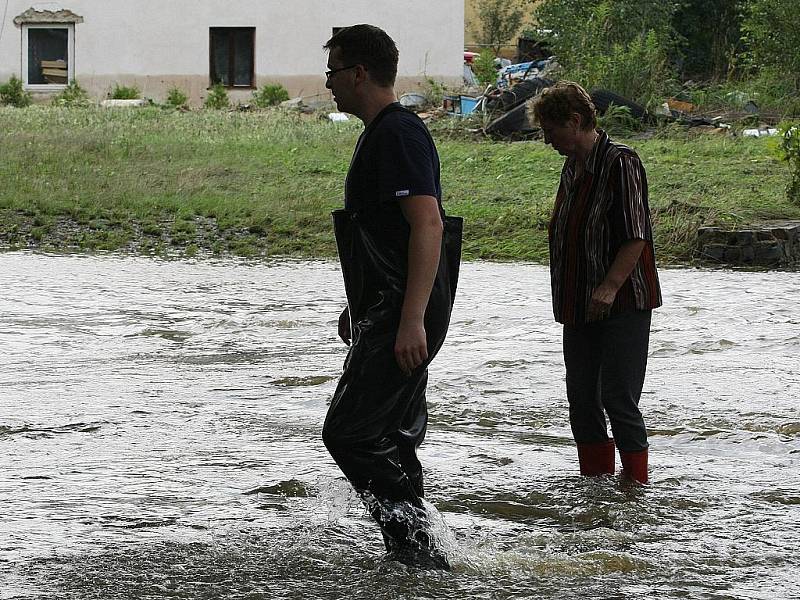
[576,439,616,476]
[619,448,648,484]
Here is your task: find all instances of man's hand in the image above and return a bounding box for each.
[338,306,351,345]
[394,316,428,376]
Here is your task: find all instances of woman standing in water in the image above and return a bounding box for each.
[530,82,662,484]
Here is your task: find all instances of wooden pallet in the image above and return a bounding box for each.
[41,59,67,83]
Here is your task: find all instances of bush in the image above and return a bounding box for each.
[742,0,800,94]
[0,75,33,107]
[111,84,140,99]
[473,49,498,87]
[685,72,800,117]
[166,87,189,108]
[583,30,677,109]
[204,83,229,110]
[52,80,90,107]
[422,78,446,107]
[747,70,800,116]
[596,104,641,136]
[252,83,289,108]
[778,122,800,205]
[534,0,679,107]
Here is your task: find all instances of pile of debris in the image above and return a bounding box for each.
[400,54,665,140]
[406,53,783,140]
[452,55,559,139]
[274,93,354,123]
[273,57,783,139]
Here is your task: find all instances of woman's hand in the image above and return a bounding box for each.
[588,283,617,321]
[589,240,648,321]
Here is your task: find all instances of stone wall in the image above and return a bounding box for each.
[698,221,800,267]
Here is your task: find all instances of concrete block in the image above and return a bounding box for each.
[100,99,149,108]
[753,241,786,265]
[724,246,742,262]
[770,227,790,240]
[787,240,800,263]
[697,227,727,245]
[700,244,726,262]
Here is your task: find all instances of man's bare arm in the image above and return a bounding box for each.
[395,195,443,374]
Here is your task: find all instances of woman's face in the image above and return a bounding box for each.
[539,114,581,156]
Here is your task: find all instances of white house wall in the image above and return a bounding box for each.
[0,1,464,104]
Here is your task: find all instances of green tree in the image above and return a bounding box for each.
[742,0,800,93]
[535,0,678,51]
[474,0,531,55]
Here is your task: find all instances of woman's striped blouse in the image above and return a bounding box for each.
[548,130,662,326]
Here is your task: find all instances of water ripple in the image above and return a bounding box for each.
[1,253,799,599]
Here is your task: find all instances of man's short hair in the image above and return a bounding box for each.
[324,24,399,88]
[530,81,597,131]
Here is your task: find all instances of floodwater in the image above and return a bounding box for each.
[1,252,798,600]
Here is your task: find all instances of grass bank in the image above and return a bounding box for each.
[1,106,797,262]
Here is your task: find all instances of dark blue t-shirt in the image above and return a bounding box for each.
[345,103,441,212]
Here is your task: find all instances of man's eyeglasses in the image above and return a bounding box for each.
[325,64,358,79]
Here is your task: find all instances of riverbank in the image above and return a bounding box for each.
[2,106,797,263]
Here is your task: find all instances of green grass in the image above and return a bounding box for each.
[1,106,797,262]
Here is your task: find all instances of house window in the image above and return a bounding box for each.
[210,27,255,87]
[22,24,74,88]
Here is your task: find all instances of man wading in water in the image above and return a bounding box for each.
[321,24,462,569]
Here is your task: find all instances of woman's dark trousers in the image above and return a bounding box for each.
[563,310,651,481]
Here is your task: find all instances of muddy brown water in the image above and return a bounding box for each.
[1,252,798,599]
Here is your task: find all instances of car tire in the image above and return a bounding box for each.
[485,102,537,138]
[485,77,554,114]
[590,89,647,120]
[500,77,553,111]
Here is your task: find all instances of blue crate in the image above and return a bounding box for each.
[460,95,479,115]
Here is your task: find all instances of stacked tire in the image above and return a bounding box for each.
[484,77,553,139]
[589,89,648,120]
